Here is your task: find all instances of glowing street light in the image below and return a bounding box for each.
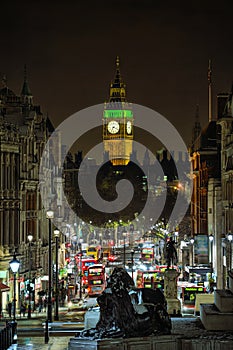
[122,230,127,267]
[54,229,60,321]
[131,249,135,280]
[45,209,54,344]
[9,253,20,344]
[189,237,195,266]
[174,231,179,243]
[27,234,33,319]
[209,234,214,277]
[227,232,232,271]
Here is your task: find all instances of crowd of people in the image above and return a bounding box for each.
[3,296,48,318]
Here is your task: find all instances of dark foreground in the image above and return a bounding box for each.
[7,317,233,350]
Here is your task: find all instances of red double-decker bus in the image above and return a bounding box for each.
[141,247,154,263]
[75,256,97,286]
[87,264,106,296]
[136,269,163,289]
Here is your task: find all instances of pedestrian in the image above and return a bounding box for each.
[7,301,12,318]
[20,303,26,317]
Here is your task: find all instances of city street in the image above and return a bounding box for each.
[9,337,71,350]
[7,316,233,349]
[6,316,197,350]
[5,308,80,350]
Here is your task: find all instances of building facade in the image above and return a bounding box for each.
[217,85,233,287]
[0,69,58,310]
[190,79,233,289]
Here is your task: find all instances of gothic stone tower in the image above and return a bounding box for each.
[103,56,133,166]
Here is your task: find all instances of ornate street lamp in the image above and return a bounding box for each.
[131,249,135,280]
[122,230,127,268]
[78,238,83,299]
[227,232,232,271]
[190,238,194,244]
[27,234,33,319]
[99,232,102,247]
[45,209,54,343]
[54,229,60,321]
[9,253,20,344]
[174,231,179,243]
[190,237,195,266]
[209,234,214,277]
[46,209,54,324]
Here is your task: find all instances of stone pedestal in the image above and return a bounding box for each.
[194,293,214,315]
[166,298,181,316]
[215,289,233,312]
[68,335,178,350]
[200,271,233,331]
[164,269,181,316]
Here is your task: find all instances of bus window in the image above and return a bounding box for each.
[90,279,104,285]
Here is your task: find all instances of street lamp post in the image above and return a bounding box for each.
[99,232,102,247]
[227,232,232,271]
[131,249,135,281]
[209,234,214,278]
[27,234,33,319]
[123,230,127,268]
[9,253,20,344]
[190,237,194,266]
[45,209,54,344]
[78,239,83,299]
[54,229,60,321]
[46,210,54,324]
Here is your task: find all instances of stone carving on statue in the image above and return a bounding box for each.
[78,267,171,340]
[164,269,179,300]
[164,275,176,299]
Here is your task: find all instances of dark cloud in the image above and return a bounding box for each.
[1,0,233,152]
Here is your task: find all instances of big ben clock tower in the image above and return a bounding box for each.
[103,56,133,166]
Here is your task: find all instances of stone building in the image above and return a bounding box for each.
[217,84,233,287]
[190,77,233,289]
[0,68,55,308]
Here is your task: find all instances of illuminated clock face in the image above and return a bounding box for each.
[108,121,120,134]
[126,121,132,134]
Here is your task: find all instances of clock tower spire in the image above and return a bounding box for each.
[109,56,126,102]
[103,57,133,166]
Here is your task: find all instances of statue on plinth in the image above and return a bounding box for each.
[165,237,177,268]
[79,267,171,339]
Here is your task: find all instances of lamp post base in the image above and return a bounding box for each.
[28,304,32,319]
[10,320,17,344]
[44,319,49,344]
[47,303,52,323]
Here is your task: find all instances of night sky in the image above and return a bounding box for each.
[1,0,233,151]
